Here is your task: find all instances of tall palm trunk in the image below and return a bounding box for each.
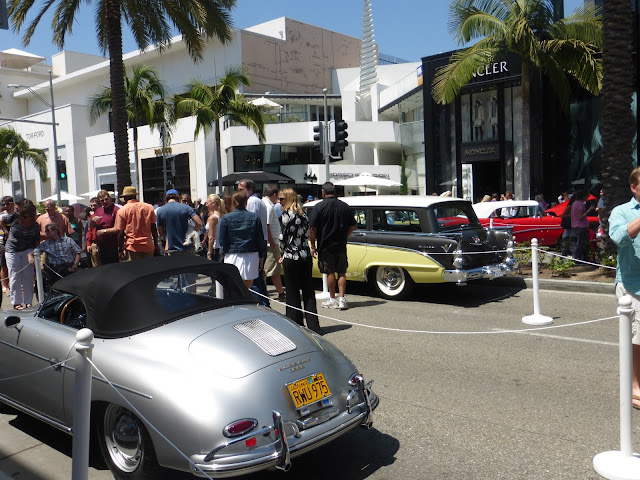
[601,0,635,249]
[17,155,25,199]
[132,122,143,200]
[214,118,223,193]
[104,0,131,196]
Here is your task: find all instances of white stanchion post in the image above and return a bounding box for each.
[593,295,640,480]
[522,238,553,326]
[33,248,44,305]
[316,273,330,300]
[490,217,494,229]
[72,328,94,480]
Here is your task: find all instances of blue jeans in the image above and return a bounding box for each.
[250,254,270,307]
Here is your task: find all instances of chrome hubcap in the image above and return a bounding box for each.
[103,405,143,473]
[377,267,403,290]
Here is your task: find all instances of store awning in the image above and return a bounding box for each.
[209,171,295,187]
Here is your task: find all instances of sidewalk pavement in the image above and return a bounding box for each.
[489,275,614,295]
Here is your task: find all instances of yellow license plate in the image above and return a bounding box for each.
[287,372,331,409]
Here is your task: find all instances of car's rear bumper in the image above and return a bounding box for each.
[189,389,379,478]
[443,260,518,285]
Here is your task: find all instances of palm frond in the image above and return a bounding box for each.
[432,39,500,104]
[449,0,509,44]
[51,0,82,48]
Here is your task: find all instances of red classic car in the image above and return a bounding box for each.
[472,200,599,247]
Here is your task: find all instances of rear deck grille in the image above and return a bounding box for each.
[234,319,297,356]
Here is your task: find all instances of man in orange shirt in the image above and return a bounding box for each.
[111,186,159,261]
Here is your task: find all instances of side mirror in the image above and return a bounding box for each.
[5,316,20,327]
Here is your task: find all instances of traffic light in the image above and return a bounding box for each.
[313,122,323,151]
[56,160,67,180]
[335,120,348,152]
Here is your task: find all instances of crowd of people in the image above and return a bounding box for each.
[0,181,354,334]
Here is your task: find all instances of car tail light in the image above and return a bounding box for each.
[348,373,363,386]
[223,419,258,438]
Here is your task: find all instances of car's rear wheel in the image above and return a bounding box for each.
[97,404,166,480]
[371,266,414,300]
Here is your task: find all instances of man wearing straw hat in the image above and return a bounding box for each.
[609,166,640,410]
[112,186,159,261]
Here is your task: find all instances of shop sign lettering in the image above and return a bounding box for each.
[465,147,496,156]
[25,130,45,140]
[331,172,391,180]
[461,141,501,162]
[472,61,508,78]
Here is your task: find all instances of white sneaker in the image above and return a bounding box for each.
[321,298,338,309]
[338,297,348,310]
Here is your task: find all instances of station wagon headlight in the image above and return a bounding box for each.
[453,250,464,269]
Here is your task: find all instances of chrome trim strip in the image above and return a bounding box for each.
[0,394,72,433]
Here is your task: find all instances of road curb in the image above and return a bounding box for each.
[487,276,614,295]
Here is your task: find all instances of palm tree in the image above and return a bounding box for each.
[432,0,602,198]
[600,0,636,246]
[175,66,266,192]
[88,64,173,198]
[0,128,48,199]
[8,0,236,195]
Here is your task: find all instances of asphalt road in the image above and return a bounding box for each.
[0,281,638,480]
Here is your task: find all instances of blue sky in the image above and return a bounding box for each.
[1,0,585,64]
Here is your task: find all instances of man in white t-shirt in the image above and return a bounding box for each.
[263,186,285,301]
[238,179,270,307]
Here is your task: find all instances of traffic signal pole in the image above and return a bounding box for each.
[323,88,330,183]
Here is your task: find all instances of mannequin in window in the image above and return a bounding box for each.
[473,99,484,140]
[490,96,498,138]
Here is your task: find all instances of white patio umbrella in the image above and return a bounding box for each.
[79,189,115,198]
[249,97,282,108]
[43,191,85,202]
[334,172,401,193]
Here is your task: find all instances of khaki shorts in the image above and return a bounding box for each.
[615,282,640,345]
[125,250,154,262]
[264,244,282,277]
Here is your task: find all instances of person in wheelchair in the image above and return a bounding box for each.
[39,223,82,277]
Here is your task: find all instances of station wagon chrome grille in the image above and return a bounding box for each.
[234,320,296,356]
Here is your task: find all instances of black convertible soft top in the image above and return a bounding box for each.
[50,256,254,338]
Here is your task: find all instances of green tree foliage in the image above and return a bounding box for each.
[89,64,173,196]
[175,66,266,192]
[0,128,48,199]
[8,0,236,195]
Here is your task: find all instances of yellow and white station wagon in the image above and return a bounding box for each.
[305,195,517,299]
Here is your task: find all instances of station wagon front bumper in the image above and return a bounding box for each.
[443,259,517,285]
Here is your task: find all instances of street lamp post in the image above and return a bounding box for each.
[9,71,61,203]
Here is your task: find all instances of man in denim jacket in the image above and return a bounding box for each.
[609,166,640,410]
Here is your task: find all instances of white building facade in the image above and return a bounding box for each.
[1,17,423,205]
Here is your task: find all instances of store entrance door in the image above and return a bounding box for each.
[472,161,502,200]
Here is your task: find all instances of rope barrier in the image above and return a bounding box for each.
[254,290,617,335]
[86,357,216,480]
[0,355,78,382]
[542,250,616,270]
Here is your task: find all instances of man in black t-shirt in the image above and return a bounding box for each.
[309,182,356,310]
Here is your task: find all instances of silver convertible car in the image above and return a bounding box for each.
[0,256,378,478]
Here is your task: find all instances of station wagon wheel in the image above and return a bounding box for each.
[97,404,166,480]
[371,266,413,300]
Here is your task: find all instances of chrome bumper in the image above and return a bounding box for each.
[189,379,378,478]
[443,259,518,286]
